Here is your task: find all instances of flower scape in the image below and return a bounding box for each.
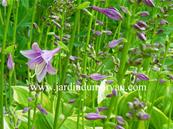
[0,0,173,129]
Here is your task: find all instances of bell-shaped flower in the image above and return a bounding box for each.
[108,38,124,48]
[143,0,155,7]
[7,53,14,70]
[89,73,107,81]
[91,6,123,21]
[85,113,107,120]
[2,0,7,7]
[20,42,60,82]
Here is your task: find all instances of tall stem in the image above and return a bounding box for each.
[0,2,13,128]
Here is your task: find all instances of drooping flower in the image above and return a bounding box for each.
[139,11,150,17]
[116,116,125,125]
[134,21,148,31]
[90,73,107,81]
[108,38,124,48]
[137,33,147,41]
[97,107,108,112]
[91,6,123,21]
[22,107,30,113]
[137,112,150,120]
[37,104,48,115]
[135,73,149,80]
[115,125,125,129]
[20,42,60,82]
[143,0,155,7]
[103,30,113,35]
[160,19,168,25]
[2,0,7,7]
[7,53,14,70]
[120,6,131,15]
[85,113,107,120]
[68,99,76,104]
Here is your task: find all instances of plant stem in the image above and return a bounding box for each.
[27,0,38,128]
[0,2,13,128]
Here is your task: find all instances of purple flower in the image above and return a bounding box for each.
[112,89,117,96]
[28,97,33,102]
[115,125,125,129]
[134,21,148,31]
[140,11,150,17]
[96,20,104,26]
[2,0,7,7]
[69,56,78,61]
[20,42,60,82]
[22,107,30,113]
[143,0,155,7]
[116,116,125,125]
[126,112,133,119]
[108,38,124,48]
[68,99,76,104]
[7,53,14,70]
[137,33,147,41]
[103,30,113,35]
[92,6,123,21]
[37,104,48,115]
[85,113,107,120]
[159,79,165,84]
[120,6,131,15]
[160,19,168,25]
[95,31,102,36]
[97,107,108,112]
[90,73,107,81]
[138,112,150,120]
[135,73,149,80]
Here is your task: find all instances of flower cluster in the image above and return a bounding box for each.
[126,98,150,120]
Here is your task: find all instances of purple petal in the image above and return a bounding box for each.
[7,53,14,70]
[27,56,43,69]
[160,19,168,25]
[32,42,41,52]
[140,11,150,17]
[41,47,60,63]
[85,113,107,120]
[90,73,107,81]
[47,62,56,75]
[116,116,125,125]
[92,6,123,21]
[98,107,108,112]
[137,33,147,41]
[116,125,125,129]
[136,73,149,80]
[20,50,41,59]
[143,0,155,7]
[22,107,30,113]
[138,112,150,120]
[109,38,123,48]
[37,104,48,115]
[35,61,47,82]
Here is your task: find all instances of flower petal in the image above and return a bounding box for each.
[20,50,41,59]
[35,61,47,82]
[32,42,41,52]
[47,62,56,75]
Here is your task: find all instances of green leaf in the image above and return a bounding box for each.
[12,86,30,106]
[151,106,170,129]
[76,2,90,10]
[58,41,69,52]
[4,45,15,54]
[34,112,53,129]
